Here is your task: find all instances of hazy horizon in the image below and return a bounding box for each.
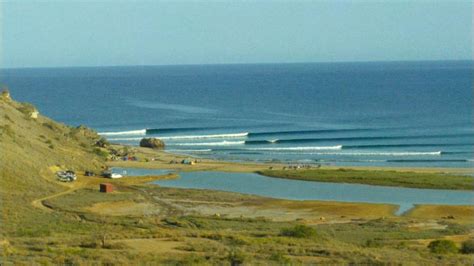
[1,1,472,68]
[1,59,473,70]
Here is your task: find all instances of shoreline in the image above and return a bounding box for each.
[105,146,474,190]
[110,147,474,174]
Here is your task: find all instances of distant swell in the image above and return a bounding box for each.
[245,133,473,144]
[387,159,468,163]
[248,128,373,137]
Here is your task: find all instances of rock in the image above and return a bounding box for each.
[1,89,11,102]
[139,138,165,149]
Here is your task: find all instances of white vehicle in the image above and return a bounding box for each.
[109,173,123,179]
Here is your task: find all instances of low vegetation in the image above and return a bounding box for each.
[461,239,474,254]
[280,224,317,238]
[428,239,458,254]
[258,168,474,190]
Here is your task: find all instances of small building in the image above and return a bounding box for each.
[100,183,114,193]
[30,110,39,119]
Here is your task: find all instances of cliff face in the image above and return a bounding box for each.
[0,92,106,198]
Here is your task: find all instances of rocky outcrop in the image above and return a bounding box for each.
[139,138,165,149]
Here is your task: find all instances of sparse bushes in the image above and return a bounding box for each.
[428,239,458,254]
[280,224,316,238]
[460,239,474,254]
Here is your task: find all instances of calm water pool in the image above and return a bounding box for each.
[153,171,474,215]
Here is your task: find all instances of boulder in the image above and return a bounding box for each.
[139,138,165,149]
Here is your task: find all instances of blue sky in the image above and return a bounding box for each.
[1,1,472,68]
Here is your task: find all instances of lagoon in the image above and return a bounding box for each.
[153,171,474,215]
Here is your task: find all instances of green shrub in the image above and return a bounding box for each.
[280,224,316,238]
[93,148,109,158]
[460,239,474,254]
[428,239,458,254]
[227,248,247,266]
[365,239,383,248]
[95,137,110,147]
[269,252,291,264]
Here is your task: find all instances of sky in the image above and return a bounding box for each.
[0,1,472,68]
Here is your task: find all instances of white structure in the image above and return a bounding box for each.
[30,110,39,119]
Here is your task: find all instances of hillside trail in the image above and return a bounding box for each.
[31,186,83,212]
[31,172,92,212]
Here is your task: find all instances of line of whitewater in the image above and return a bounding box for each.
[172,141,246,146]
[99,129,147,136]
[260,151,442,156]
[246,145,343,151]
[106,132,249,141]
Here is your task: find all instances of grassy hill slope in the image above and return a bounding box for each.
[0,90,106,238]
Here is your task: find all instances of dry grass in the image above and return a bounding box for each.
[407,205,474,224]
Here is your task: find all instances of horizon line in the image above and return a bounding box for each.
[1,58,473,70]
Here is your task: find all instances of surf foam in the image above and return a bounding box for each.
[172,141,246,146]
[99,129,147,136]
[247,145,343,151]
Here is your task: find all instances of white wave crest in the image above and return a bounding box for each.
[99,129,146,136]
[298,151,442,156]
[107,137,143,141]
[248,145,343,151]
[159,132,249,140]
[173,141,246,146]
[167,149,212,152]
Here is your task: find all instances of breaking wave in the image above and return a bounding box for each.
[246,145,343,151]
[248,128,373,137]
[158,132,248,140]
[245,133,473,144]
[99,129,147,136]
[293,151,442,156]
[172,141,246,146]
[166,149,212,152]
[106,132,249,142]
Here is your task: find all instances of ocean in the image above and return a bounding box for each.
[1,61,473,168]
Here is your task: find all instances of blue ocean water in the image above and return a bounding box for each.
[1,61,473,168]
